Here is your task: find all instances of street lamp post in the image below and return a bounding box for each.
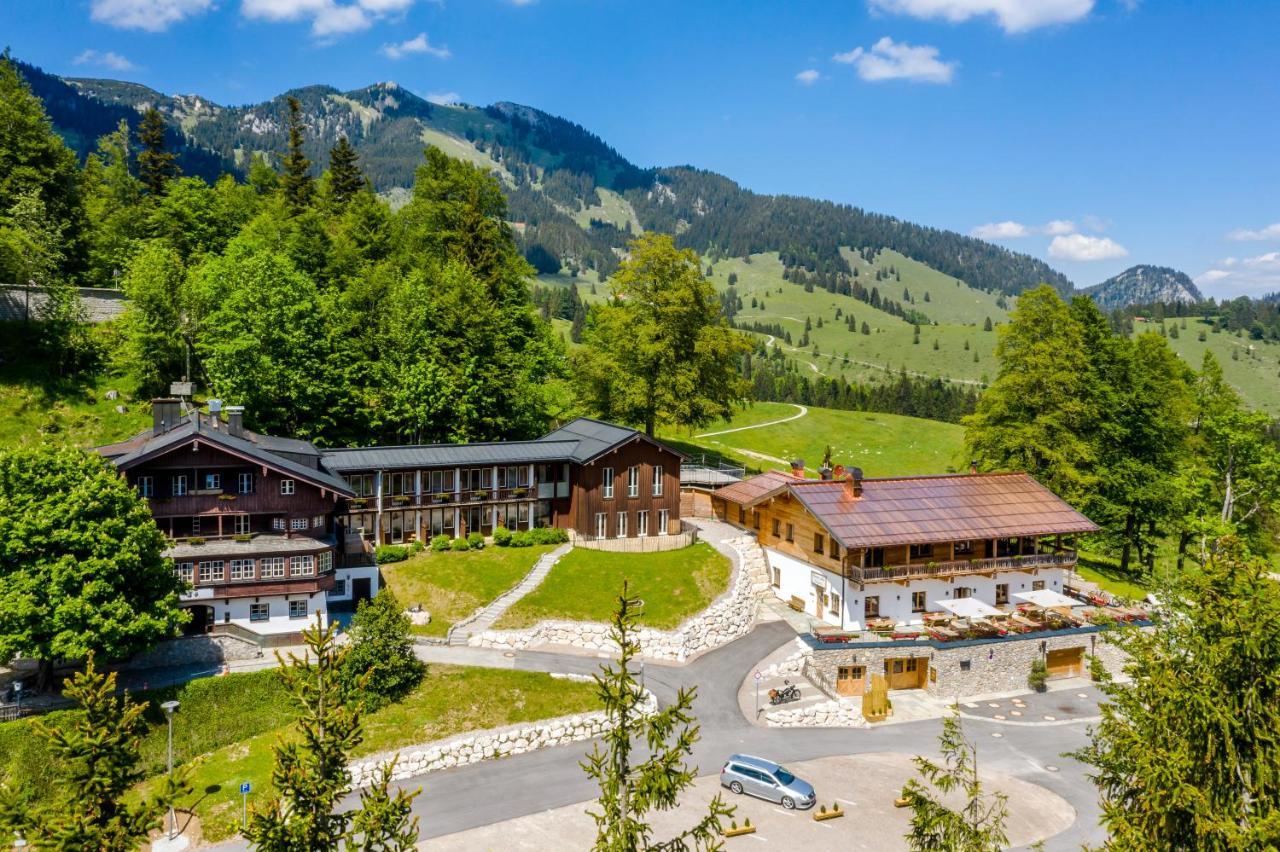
[161,700,180,841]
[12,680,21,717]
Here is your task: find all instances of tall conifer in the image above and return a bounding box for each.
[136,108,178,195]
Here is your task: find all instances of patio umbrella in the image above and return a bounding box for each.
[935,597,1002,620]
[1012,589,1079,609]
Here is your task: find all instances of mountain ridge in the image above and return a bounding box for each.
[1083,264,1203,310]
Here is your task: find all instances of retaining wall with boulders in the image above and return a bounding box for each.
[347,689,657,788]
[764,698,865,728]
[468,535,768,661]
[127,633,263,669]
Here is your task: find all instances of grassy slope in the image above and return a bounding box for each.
[1136,317,1280,415]
[379,544,556,637]
[572,187,641,232]
[495,542,731,629]
[661,401,967,477]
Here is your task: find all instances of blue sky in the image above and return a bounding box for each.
[4,0,1279,298]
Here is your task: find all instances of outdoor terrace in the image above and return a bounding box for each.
[850,550,1078,583]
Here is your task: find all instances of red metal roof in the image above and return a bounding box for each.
[712,470,798,506]
[728,471,1097,547]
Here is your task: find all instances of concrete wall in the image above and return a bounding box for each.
[0,285,127,323]
[327,565,381,603]
[195,590,328,634]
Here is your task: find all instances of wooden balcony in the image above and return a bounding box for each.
[347,488,540,513]
[851,551,1077,583]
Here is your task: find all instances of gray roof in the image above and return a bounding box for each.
[164,534,336,560]
[540,418,644,462]
[322,440,581,472]
[108,417,355,496]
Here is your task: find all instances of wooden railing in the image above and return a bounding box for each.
[852,551,1077,583]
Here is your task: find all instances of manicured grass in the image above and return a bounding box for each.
[661,402,966,478]
[135,665,601,842]
[1075,551,1150,601]
[495,542,732,630]
[379,544,556,637]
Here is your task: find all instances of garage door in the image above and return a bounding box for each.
[1046,647,1085,679]
[836,665,865,696]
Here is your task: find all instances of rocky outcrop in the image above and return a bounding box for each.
[468,535,765,661]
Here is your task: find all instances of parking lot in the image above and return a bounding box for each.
[428,752,1075,850]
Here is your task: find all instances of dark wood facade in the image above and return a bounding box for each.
[561,437,684,538]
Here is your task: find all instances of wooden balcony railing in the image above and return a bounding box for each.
[852,551,1077,583]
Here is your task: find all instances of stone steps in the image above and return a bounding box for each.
[447,542,572,645]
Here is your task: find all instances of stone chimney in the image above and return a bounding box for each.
[845,467,864,498]
[970,459,979,475]
[151,398,181,436]
[790,458,805,478]
[226,405,245,439]
[833,464,845,479]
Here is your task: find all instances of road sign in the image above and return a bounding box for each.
[240,781,251,794]
[753,670,762,681]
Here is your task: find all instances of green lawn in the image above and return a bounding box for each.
[380,544,556,637]
[495,542,732,630]
[661,401,967,478]
[1075,551,1150,601]
[1134,317,1280,416]
[131,665,601,842]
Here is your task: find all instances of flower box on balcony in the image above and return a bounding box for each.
[187,536,205,545]
[469,492,485,501]
[510,487,528,497]
[351,499,368,509]
[194,488,223,496]
[233,534,252,543]
[433,493,451,503]
[392,496,410,506]
[218,494,237,502]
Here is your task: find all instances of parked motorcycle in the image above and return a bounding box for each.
[768,680,800,705]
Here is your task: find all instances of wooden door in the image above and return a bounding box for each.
[1046,647,1084,679]
[352,577,372,603]
[836,665,865,696]
[885,658,923,690]
[814,585,825,618]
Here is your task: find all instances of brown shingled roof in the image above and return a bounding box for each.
[790,473,1098,548]
[712,470,798,506]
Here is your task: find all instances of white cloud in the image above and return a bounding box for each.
[1047,233,1129,261]
[832,37,956,84]
[241,0,418,38]
[1196,251,1280,296]
[867,0,1094,33]
[90,0,212,31]
[381,32,450,59]
[1227,222,1280,241]
[795,69,821,85]
[970,219,1077,239]
[426,91,460,105]
[73,49,137,71]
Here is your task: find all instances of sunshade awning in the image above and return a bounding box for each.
[1013,589,1079,609]
[935,597,1002,619]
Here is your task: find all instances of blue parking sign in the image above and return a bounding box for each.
[240,781,251,794]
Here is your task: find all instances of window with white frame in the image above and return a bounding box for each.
[172,475,187,497]
[272,517,286,531]
[233,515,250,535]
[230,559,255,580]
[250,603,270,622]
[652,465,663,496]
[260,557,285,578]
[204,473,221,491]
[198,560,224,583]
[312,515,324,529]
[616,511,627,538]
[637,509,649,536]
[595,512,607,537]
[138,476,154,497]
[175,562,193,584]
[280,479,295,495]
[602,467,614,499]
[290,517,307,531]
[288,600,307,619]
[912,591,926,612]
[332,578,347,596]
[627,466,639,497]
[290,555,315,576]
[318,551,332,572]
[238,472,254,494]
[658,508,669,535]
[518,502,530,525]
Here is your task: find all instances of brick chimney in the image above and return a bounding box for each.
[833,464,845,479]
[790,458,805,478]
[151,398,181,436]
[845,467,864,498]
[226,405,245,438]
[970,459,979,475]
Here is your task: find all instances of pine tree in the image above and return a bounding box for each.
[281,96,313,214]
[0,655,188,849]
[983,316,993,332]
[861,321,870,335]
[901,712,1008,851]
[136,108,178,196]
[328,136,364,206]
[582,584,733,849]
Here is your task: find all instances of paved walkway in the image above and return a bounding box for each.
[446,541,572,645]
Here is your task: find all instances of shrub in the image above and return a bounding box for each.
[1089,654,1110,683]
[450,537,471,552]
[338,589,425,710]
[509,531,532,547]
[492,526,513,547]
[409,539,425,554]
[528,526,569,545]
[1029,658,1048,692]
[374,544,409,564]
[430,534,450,552]
[467,531,485,550]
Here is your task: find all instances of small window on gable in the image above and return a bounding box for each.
[281,479,296,495]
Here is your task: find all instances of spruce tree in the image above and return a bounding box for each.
[136,108,178,196]
[582,584,732,849]
[281,96,313,214]
[0,655,188,850]
[328,136,364,206]
[901,712,1009,851]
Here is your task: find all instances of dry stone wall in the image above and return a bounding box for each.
[127,633,263,669]
[468,535,768,661]
[764,698,865,728]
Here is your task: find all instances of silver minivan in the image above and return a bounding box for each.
[720,754,816,810]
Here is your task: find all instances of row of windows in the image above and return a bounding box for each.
[348,466,538,498]
[856,581,1045,618]
[175,551,332,584]
[593,508,669,538]
[184,515,323,535]
[139,474,297,498]
[248,600,309,621]
[600,465,663,500]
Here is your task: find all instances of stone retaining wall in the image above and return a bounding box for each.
[127,633,264,669]
[347,690,657,788]
[467,535,767,661]
[764,698,865,728]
